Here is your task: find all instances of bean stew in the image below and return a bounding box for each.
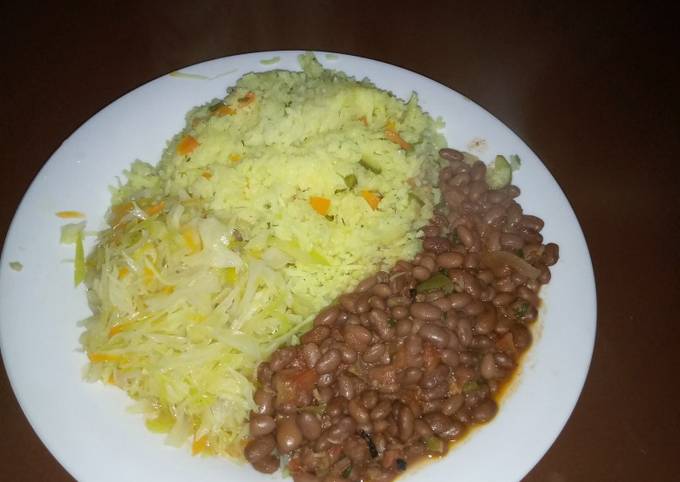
[245,148,559,481]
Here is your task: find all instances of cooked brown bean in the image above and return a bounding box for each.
[474,308,497,335]
[316,373,334,388]
[440,420,465,440]
[325,417,355,444]
[386,295,410,308]
[500,233,524,251]
[415,419,434,439]
[250,414,276,437]
[454,407,472,425]
[387,307,406,322]
[419,254,437,272]
[458,351,478,367]
[538,265,552,284]
[479,286,495,302]
[316,349,341,374]
[422,225,441,238]
[456,317,473,346]
[245,434,276,463]
[517,286,540,307]
[520,214,544,232]
[423,412,453,435]
[348,399,371,425]
[486,190,506,204]
[369,308,390,326]
[439,147,464,162]
[337,373,355,399]
[296,412,322,440]
[395,318,412,336]
[368,365,399,388]
[356,275,377,293]
[511,323,532,351]
[440,348,460,367]
[436,252,464,269]
[485,229,502,252]
[470,161,486,181]
[254,388,274,416]
[251,454,280,474]
[360,390,379,410]
[398,405,415,441]
[343,324,372,352]
[454,366,477,386]
[326,397,348,418]
[480,352,505,380]
[418,323,450,347]
[473,335,494,350]
[495,352,516,369]
[463,272,482,298]
[472,399,498,423]
[362,343,386,363]
[492,292,515,306]
[449,292,472,310]
[339,293,358,313]
[356,294,371,313]
[405,335,423,356]
[543,242,559,266]
[505,202,523,226]
[338,345,357,364]
[401,367,423,385]
[372,283,392,298]
[456,224,474,248]
[314,306,340,326]
[494,276,517,293]
[301,343,321,368]
[463,300,485,316]
[270,348,295,371]
[450,172,471,186]
[521,229,543,244]
[275,400,298,415]
[369,294,387,311]
[464,252,480,269]
[421,399,444,414]
[442,394,465,416]
[344,438,370,466]
[483,205,505,225]
[477,269,495,285]
[421,382,450,400]
[410,302,442,321]
[510,271,528,286]
[370,399,393,420]
[412,265,431,281]
[421,364,450,389]
[432,296,452,312]
[422,236,452,254]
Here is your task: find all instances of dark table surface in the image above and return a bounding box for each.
[2,1,679,481]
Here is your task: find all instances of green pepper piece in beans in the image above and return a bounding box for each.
[416,272,454,294]
[486,155,512,189]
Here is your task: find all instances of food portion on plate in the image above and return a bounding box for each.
[78,52,559,480]
[244,148,559,481]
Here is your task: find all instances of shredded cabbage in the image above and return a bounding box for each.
[81,198,307,455]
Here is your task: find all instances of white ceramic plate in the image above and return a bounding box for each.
[0,51,596,482]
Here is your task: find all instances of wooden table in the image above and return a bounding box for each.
[2,1,678,480]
